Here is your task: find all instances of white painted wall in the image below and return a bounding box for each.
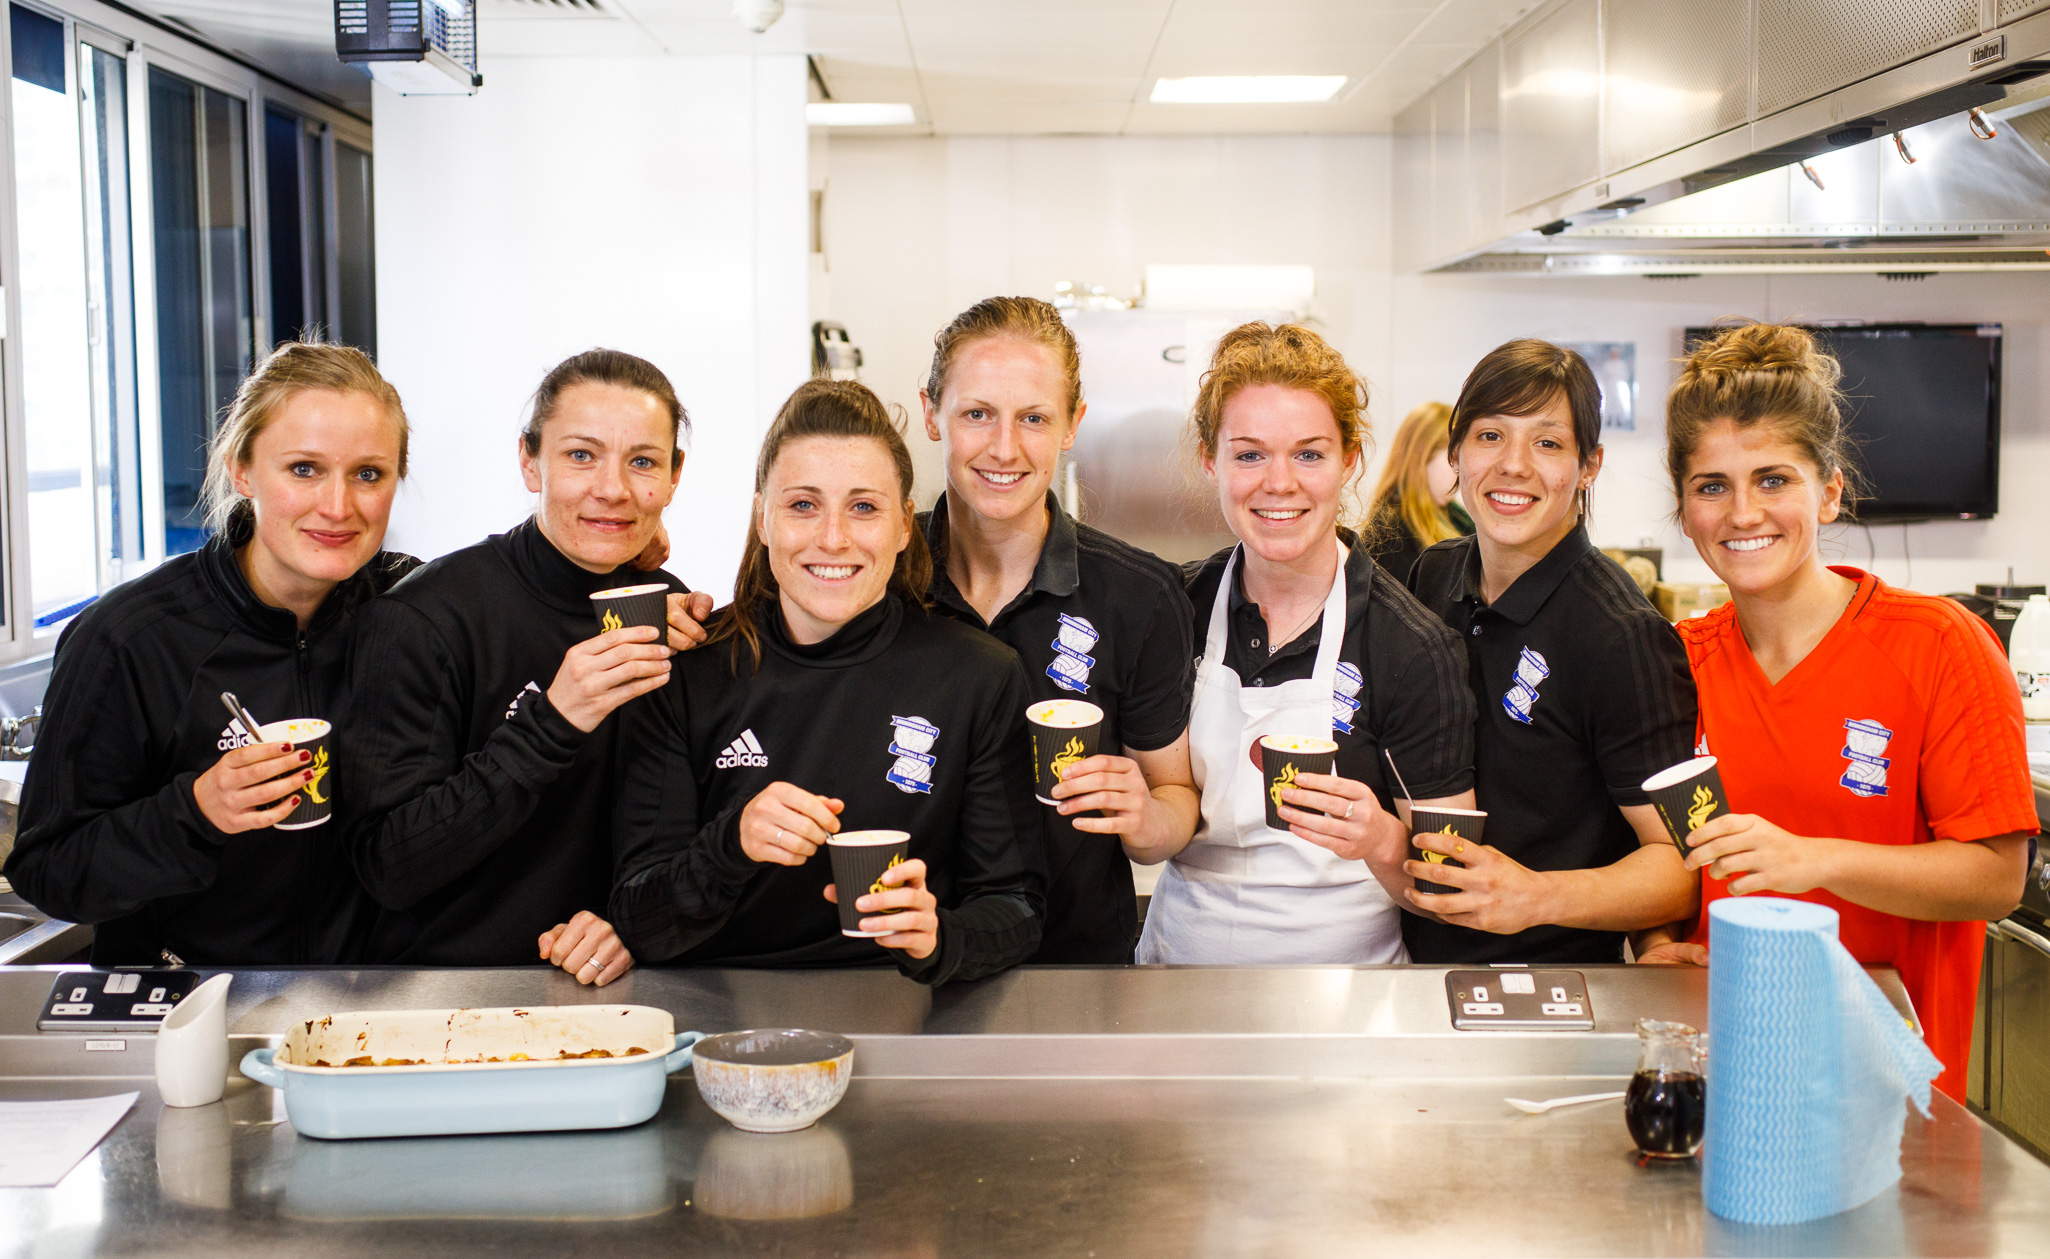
[815,134,1391,507]
[1382,271,2050,593]
[374,55,810,602]
[820,132,2050,595]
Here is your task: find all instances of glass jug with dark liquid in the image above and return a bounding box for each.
[1626,1018,1705,1160]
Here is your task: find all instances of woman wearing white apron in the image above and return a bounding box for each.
[1138,324,1478,964]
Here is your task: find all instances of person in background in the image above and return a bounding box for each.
[4,343,413,965]
[1363,400,1472,583]
[1636,322,2033,1101]
[607,378,1045,983]
[1403,339,1698,965]
[343,349,695,983]
[1138,323,1476,964]
[917,296,1197,963]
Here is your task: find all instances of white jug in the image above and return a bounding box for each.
[2010,593,2050,722]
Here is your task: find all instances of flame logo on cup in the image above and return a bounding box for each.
[1419,822,1460,864]
[601,608,624,633]
[867,851,905,897]
[1686,783,1717,833]
[1270,762,1298,812]
[1050,736,1086,782]
[305,744,331,804]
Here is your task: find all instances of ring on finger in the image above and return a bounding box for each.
[581,957,603,972]
[774,827,784,845]
[1343,801,1355,821]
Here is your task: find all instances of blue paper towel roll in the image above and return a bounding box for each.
[1703,897,1942,1225]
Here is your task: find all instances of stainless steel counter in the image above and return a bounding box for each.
[2,963,2048,1258]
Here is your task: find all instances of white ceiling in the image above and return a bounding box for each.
[133,0,1539,132]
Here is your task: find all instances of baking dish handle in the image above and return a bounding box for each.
[239,1047,285,1089]
[665,1031,704,1073]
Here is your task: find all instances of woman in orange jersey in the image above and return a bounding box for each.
[1635,322,2035,1100]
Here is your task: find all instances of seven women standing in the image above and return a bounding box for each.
[9,307,2031,1018]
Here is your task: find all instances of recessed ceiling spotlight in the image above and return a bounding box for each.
[807,102,917,126]
[1149,76,1347,104]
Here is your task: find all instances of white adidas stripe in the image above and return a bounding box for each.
[740,729,764,754]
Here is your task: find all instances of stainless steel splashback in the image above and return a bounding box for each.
[1063,310,1256,565]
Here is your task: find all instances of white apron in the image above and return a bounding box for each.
[1137,539,1405,964]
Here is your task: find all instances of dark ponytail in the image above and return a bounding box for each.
[711,378,930,672]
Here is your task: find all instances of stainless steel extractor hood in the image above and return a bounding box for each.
[1395,0,2050,275]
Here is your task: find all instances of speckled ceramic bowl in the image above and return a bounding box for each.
[691,1029,854,1133]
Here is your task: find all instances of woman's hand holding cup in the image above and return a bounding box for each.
[824,858,938,960]
[192,740,315,834]
[1050,753,1149,832]
[739,784,844,866]
[546,625,673,733]
[1277,770,1396,863]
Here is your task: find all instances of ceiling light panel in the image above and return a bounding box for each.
[1150,75,1348,103]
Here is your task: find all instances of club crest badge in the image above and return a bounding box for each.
[886,715,940,795]
[1047,614,1099,694]
[1502,647,1550,725]
[1839,718,1892,798]
[1332,660,1363,735]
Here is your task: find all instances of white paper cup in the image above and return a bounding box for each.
[156,973,232,1108]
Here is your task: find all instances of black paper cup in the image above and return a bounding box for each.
[590,583,670,638]
[257,718,333,830]
[1642,756,1728,858]
[827,831,911,938]
[1409,805,1485,896]
[1027,699,1104,806]
[1259,735,1337,831]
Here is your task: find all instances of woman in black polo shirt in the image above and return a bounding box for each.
[607,378,1044,983]
[1138,323,1477,964]
[1403,339,1698,964]
[916,296,1197,963]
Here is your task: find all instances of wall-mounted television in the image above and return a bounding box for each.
[1682,323,2001,521]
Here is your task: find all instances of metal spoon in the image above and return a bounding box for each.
[220,692,265,744]
[1505,1091,1626,1115]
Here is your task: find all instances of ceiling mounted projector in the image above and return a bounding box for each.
[733,0,785,34]
[336,0,482,96]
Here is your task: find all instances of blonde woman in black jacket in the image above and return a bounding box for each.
[4,343,412,965]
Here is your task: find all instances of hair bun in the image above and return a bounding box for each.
[1685,322,1841,390]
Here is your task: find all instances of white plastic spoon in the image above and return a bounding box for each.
[1505,1091,1626,1115]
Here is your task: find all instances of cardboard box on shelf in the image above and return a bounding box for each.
[1655,581,1732,623]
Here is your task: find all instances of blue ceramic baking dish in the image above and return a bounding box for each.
[238,1004,703,1141]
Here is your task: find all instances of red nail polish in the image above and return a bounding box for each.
[304,770,315,780]
[282,743,294,753]
[299,750,312,763]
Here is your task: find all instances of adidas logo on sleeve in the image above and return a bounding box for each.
[715,728,769,769]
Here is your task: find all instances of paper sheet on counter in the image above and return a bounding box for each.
[0,1093,138,1187]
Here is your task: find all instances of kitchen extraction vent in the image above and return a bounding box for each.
[1603,0,1751,172]
[479,0,612,15]
[1999,0,2050,24]
[1756,0,1981,116]
[337,0,480,95]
